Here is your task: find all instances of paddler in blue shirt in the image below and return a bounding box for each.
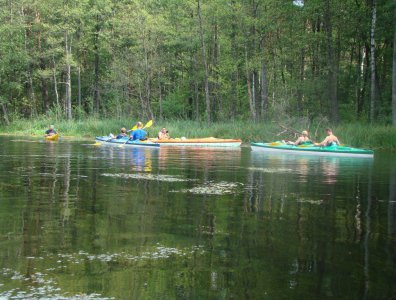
[130,122,147,141]
[45,125,57,137]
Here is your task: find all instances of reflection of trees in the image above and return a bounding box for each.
[61,155,71,224]
[3,138,396,299]
[387,160,396,288]
[7,142,79,284]
[240,153,378,298]
[363,166,372,299]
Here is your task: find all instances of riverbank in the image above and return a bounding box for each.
[1,118,395,150]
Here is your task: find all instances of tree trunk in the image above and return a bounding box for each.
[252,70,256,115]
[260,38,268,119]
[392,7,396,126]
[212,22,220,121]
[324,0,339,123]
[52,56,60,113]
[36,10,49,115]
[21,6,35,117]
[369,0,377,123]
[143,37,153,121]
[356,45,368,118]
[197,0,211,124]
[245,47,256,121]
[296,49,304,112]
[77,66,81,110]
[65,33,72,120]
[28,74,36,118]
[1,103,10,125]
[260,63,268,119]
[230,0,238,120]
[194,77,200,121]
[41,77,49,114]
[93,15,100,114]
[159,81,163,120]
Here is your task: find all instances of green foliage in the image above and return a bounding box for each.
[161,89,190,119]
[0,0,394,125]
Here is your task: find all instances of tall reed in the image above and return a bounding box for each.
[1,117,395,150]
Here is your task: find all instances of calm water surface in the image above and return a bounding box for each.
[0,136,395,299]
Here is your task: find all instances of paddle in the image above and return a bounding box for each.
[119,120,154,147]
[128,124,138,133]
[142,119,153,129]
[127,119,153,132]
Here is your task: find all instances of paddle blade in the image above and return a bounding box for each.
[93,142,102,146]
[130,124,138,131]
[143,119,153,129]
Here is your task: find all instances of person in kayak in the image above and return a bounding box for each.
[158,128,170,140]
[45,125,57,137]
[284,130,311,146]
[130,122,147,141]
[317,128,340,146]
[116,127,128,139]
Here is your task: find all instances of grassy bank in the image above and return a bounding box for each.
[1,117,395,150]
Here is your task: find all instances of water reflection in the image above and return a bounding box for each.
[97,146,157,172]
[130,147,153,172]
[388,159,396,271]
[246,151,396,298]
[248,150,374,219]
[1,137,396,299]
[158,146,241,170]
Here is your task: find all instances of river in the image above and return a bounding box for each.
[0,136,395,299]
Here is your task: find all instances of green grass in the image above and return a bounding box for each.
[1,117,395,150]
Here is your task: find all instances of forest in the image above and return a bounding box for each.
[0,0,395,126]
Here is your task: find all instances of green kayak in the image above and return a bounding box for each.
[251,142,374,158]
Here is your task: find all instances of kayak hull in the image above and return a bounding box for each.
[95,136,160,148]
[45,134,59,141]
[149,137,242,147]
[251,142,374,158]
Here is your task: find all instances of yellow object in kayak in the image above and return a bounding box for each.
[45,134,59,141]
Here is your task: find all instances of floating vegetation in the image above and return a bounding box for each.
[102,173,194,182]
[0,245,205,299]
[171,181,242,195]
[296,199,324,205]
[38,172,65,177]
[0,269,113,300]
[53,245,205,265]
[248,167,294,173]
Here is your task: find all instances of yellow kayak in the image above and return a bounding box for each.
[45,134,59,141]
[149,137,242,147]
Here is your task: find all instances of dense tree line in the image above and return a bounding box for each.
[0,0,395,125]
